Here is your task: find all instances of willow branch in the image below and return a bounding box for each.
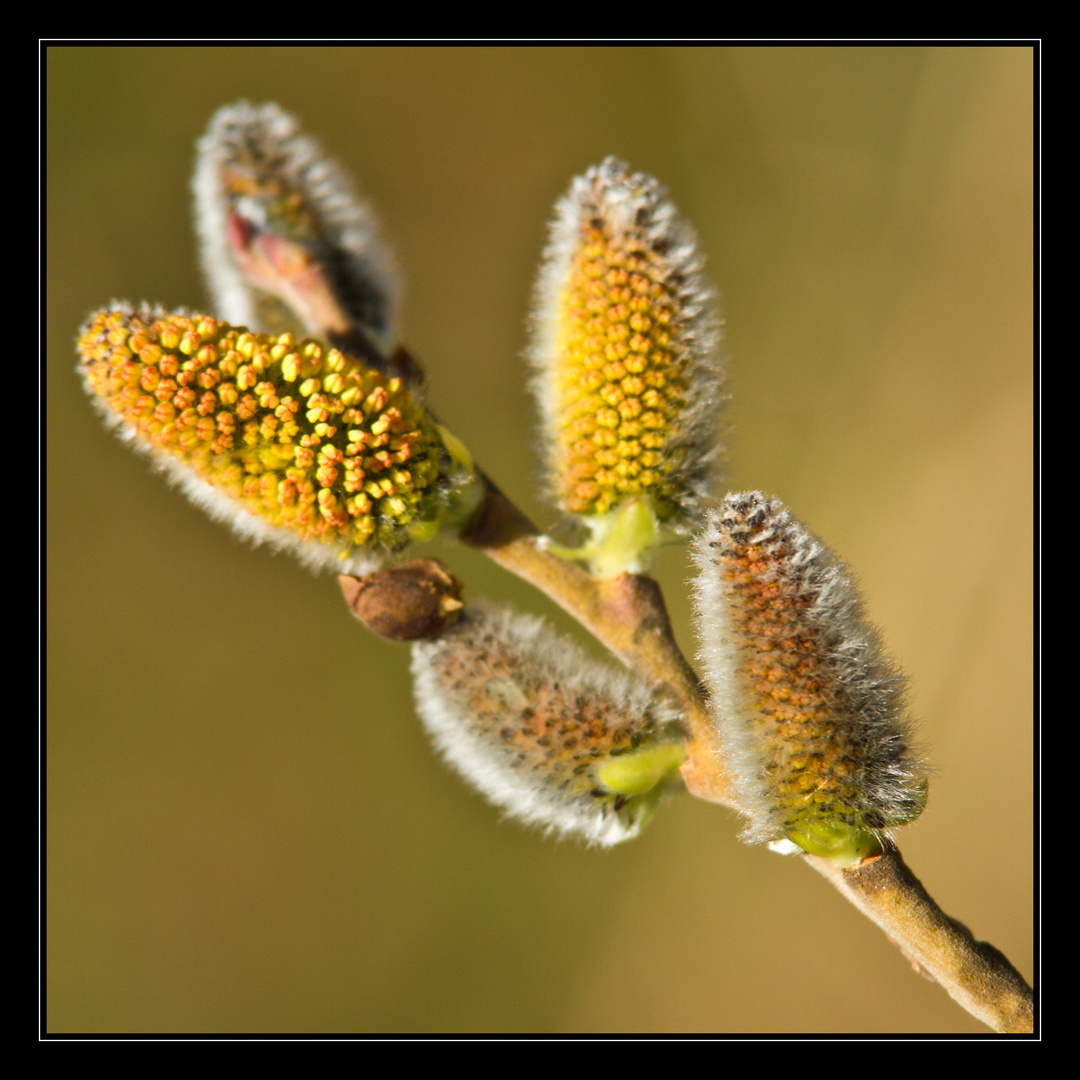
[459,476,1034,1033]
[805,845,1034,1033]
[462,475,734,806]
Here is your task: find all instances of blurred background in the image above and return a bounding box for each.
[47,46,1034,1034]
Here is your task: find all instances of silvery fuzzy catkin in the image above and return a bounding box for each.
[193,100,399,356]
[692,492,927,863]
[411,601,687,846]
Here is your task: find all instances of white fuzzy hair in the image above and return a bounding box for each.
[192,101,399,356]
[691,492,926,844]
[411,600,683,846]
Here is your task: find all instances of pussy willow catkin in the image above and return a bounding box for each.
[193,100,399,354]
[529,157,723,528]
[411,601,687,845]
[78,304,472,574]
[692,492,927,864]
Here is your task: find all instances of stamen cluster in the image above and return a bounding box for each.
[554,228,686,516]
[78,305,449,572]
[530,157,722,525]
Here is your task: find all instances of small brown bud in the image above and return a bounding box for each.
[339,558,464,641]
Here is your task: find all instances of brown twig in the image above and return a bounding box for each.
[460,476,1035,1033]
[805,845,1034,1033]
[462,475,734,806]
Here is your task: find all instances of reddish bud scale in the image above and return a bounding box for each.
[340,558,464,642]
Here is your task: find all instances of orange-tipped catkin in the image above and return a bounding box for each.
[77,304,475,574]
[411,601,687,845]
[691,493,927,864]
[529,158,723,533]
[193,101,399,355]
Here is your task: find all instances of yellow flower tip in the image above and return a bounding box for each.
[410,601,687,846]
[691,492,928,865]
[529,157,725,547]
[193,101,399,358]
[77,303,478,575]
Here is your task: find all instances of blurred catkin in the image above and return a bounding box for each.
[193,101,399,359]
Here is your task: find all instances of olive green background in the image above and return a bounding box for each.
[47,46,1034,1034]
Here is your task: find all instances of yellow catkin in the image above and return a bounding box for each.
[78,306,448,563]
[554,229,687,516]
[530,157,723,527]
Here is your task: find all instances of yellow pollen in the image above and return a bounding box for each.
[281,354,300,382]
[78,308,451,555]
[552,226,689,517]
